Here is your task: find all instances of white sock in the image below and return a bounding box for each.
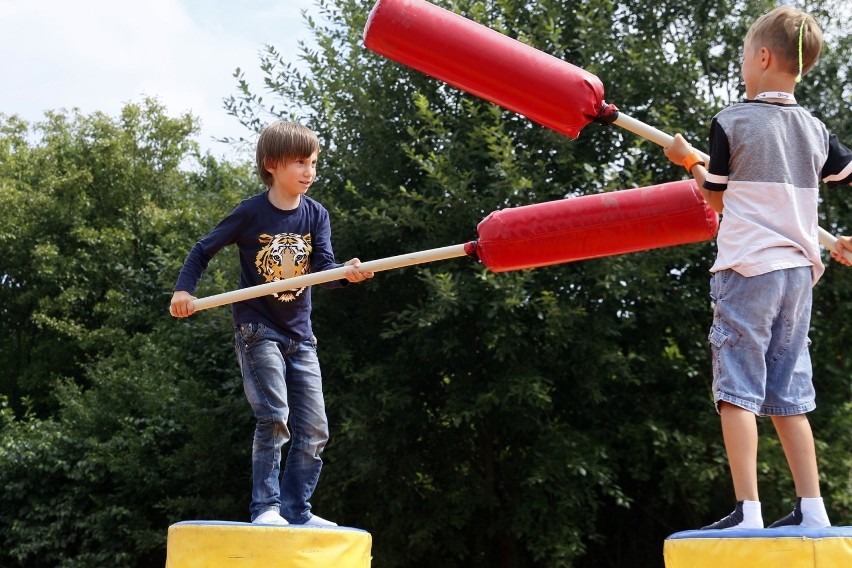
[741,500,764,528]
[800,497,831,527]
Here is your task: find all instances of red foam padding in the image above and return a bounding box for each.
[474,180,719,272]
[364,0,606,138]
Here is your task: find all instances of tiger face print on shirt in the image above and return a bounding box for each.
[255,233,312,302]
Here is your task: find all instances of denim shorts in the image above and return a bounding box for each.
[707,267,815,416]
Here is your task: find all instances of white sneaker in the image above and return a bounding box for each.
[253,510,289,525]
[303,514,337,527]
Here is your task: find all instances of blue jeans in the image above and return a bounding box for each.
[234,323,329,523]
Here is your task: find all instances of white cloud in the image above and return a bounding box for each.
[0,0,319,160]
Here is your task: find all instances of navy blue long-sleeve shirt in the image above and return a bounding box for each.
[174,191,346,341]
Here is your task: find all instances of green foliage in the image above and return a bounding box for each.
[0,334,250,567]
[0,101,257,566]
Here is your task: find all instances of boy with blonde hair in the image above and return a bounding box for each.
[171,121,373,526]
[665,7,852,529]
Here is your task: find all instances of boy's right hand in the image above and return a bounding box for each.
[664,133,693,166]
[170,291,196,318]
[831,236,852,266]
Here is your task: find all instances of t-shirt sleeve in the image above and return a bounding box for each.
[822,133,852,186]
[704,117,730,192]
[309,206,348,289]
[173,203,245,294]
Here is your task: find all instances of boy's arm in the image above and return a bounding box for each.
[664,134,724,213]
[823,134,852,265]
[822,134,852,187]
[169,202,245,316]
[311,206,373,286]
[170,240,220,318]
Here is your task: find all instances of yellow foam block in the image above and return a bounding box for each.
[166,521,372,568]
[664,526,852,568]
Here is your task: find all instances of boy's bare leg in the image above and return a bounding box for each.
[771,414,820,497]
[720,402,759,501]
[700,402,763,529]
[767,413,830,527]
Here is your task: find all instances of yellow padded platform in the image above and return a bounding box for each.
[166,521,372,568]
[664,526,852,568]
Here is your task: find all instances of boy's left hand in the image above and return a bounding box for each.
[343,258,374,282]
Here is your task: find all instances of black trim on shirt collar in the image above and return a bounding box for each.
[743,99,800,108]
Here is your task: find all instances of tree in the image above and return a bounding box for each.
[0,100,198,414]
[0,101,259,567]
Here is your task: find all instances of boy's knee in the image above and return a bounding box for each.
[257,415,290,437]
[293,426,329,456]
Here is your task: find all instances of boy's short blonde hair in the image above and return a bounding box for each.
[256,121,320,187]
[745,7,823,77]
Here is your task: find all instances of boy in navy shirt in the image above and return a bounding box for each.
[171,121,372,525]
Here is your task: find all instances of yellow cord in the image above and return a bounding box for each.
[795,18,805,83]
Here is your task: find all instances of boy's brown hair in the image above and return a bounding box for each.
[745,7,823,77]
[256,121,320,187]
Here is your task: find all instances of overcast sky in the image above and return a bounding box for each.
[0,0,320,161]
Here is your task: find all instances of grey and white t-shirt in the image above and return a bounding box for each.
[704,100,852,284]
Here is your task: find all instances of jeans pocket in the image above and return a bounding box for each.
[710,269,734,304]
[238,323,266,347]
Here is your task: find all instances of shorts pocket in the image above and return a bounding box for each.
[708,323,736,349]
